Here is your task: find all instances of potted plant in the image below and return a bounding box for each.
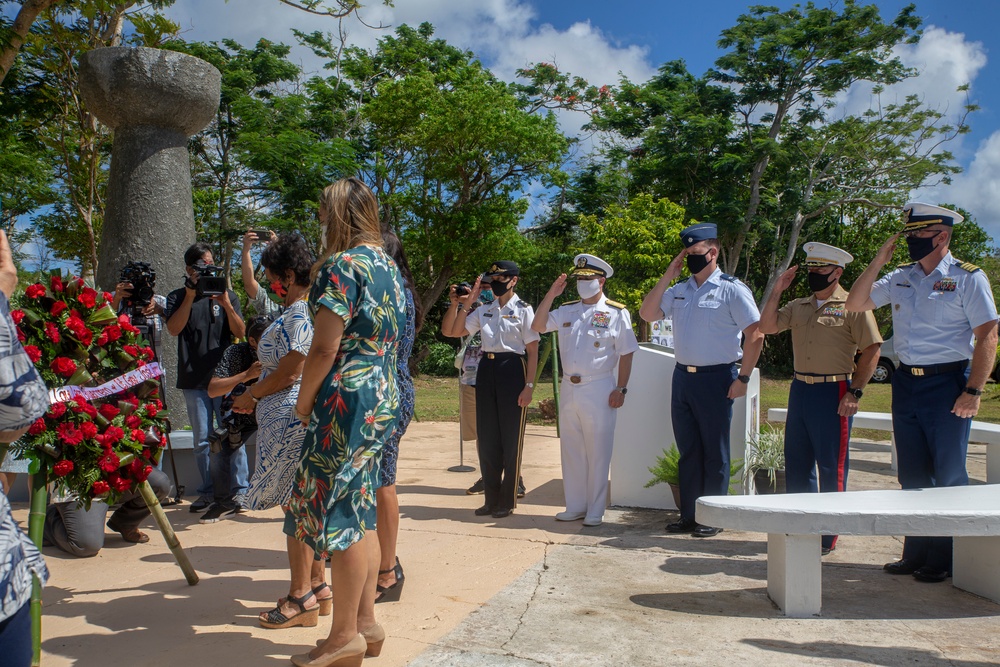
[646,445,744,509]
[745,423,786,494]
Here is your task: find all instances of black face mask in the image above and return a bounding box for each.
[489,279,512,297]
[906,232,941,261]
[807,270,836,293]
[686,251,711,275]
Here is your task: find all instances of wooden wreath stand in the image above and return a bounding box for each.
[15,447,198,666]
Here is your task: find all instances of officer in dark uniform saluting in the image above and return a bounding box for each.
[444,261,539,519]
[759,242,882,554]
[847,202,999,582]
[640,223,764,537]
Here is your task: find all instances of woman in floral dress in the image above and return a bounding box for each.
[287,177,406,667]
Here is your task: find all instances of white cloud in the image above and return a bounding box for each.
[919,130,1000,239]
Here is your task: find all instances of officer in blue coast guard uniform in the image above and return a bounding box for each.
[759,242,882,554]
[640,223,764,537]
[533,254,640,527]
[444,261,540,519]
[847,202,999,582]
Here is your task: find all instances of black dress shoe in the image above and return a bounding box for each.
[692,525,723,538]
[883,558,921,575]
[474,505,494,516]
[913,566,950,583]
[821,547,834,556]
[492,508,513,519]
[666,518,698,533]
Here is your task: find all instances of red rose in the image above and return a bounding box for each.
[125,414,141,429]
[98,451,120,473]
[52,460,74,477]
[10,309,24,324]
[25,283,46,299]
[65,315,86,335]
[23,345,41,363]
[103,291,114,303]
[50,300,68,316]
[78,287,98,308]
[27,418,46,435]
[109,472,131,492]
[44,322,60,344]
[130,428,146,443]
[103,425,125,444]
[104,325,122,342]
[145,404,159,417]
[79,421,98,439]
[141,347,154,359]
[91,480,110,496]
[123,395,139,407]
[137,465,153,482]
[98,403,120,420]
[73,402,98,418]
[56,422,84,446]
[78,329,93,346]
[123,344,140,357]
[96,332,109,346]
[16,327,25,343]
[48,402,67,419]
[136,360,146,367]
[50,275,64,293]
[50,357,77,378]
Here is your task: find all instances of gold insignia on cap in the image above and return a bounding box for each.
[490,264,500,273]
[577,257,588,268]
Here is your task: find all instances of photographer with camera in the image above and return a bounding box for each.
[200,316,271,523]
[165,243,247,513]
[241,228,283,318]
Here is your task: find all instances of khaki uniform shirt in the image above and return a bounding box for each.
[775,285,882,375]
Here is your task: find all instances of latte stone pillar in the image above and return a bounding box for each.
[80,47,221,429]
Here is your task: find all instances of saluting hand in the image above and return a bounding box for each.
[775,265,798,293]
[873,233,900,268]
[952,392,981,419]
[665,249,688,282]
[547,273,568,298]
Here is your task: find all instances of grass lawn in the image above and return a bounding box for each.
[416,374,1000,435]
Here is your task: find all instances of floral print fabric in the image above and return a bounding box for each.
[380,288,416,487]
[284,246,405,556]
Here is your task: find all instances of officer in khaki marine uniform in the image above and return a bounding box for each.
[759,242,882,554]
[444,261,539,519]
[533,254,639,527]
[848,202,999,583]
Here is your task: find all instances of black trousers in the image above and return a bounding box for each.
[475,353,528,512]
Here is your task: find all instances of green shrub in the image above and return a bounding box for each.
[418,341,459,377]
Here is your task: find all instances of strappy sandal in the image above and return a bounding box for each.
[258,591,319,629]
[375,557,404,604]
[276,582,332,617]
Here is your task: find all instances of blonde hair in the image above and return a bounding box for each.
[313,177,384,279]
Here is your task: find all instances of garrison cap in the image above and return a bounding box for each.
[569,253,613,279]
[680,222,718,248]
[903,202,964,231]
[802,242,853,268]
[484,260,519,277]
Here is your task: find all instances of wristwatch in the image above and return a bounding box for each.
[848,388,864,399]
[615,386,628,395]
[964,387,983,396]
[525,382,534,389]
[737,374,750,384]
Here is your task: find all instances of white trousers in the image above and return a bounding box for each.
[559,375,617,519]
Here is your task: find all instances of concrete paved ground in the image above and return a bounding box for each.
[18,422,999,666]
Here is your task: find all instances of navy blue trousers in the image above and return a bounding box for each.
[671,364,737,521]
[891,366,971,571]
[476,353,528,513]
[0,600,31,667]
[785,379,852,550]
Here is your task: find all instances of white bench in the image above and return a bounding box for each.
[697,486,1000,617]
[767,408,1000,482]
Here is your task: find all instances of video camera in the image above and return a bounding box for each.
[119,261,156,308]
[208,384,257,453]
[192,259,227,298]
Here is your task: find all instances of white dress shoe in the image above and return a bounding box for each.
[555,511,586,521]
[582,516,604,527]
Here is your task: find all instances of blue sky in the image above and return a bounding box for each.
[161,0,1000,238]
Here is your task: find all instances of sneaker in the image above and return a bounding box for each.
[517,477,526,499]
[189,497,212,513]
[199,503,238,524]
[466,478,485,495]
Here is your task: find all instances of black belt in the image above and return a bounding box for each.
[483,352,524,360]
[899,360,969,377]
[677,362,737,373]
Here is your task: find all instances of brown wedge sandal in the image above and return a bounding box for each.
[259,591,319,629]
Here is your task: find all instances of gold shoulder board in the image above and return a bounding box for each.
[898,261,916,268]
[562,299,581,305]
[605,300,626,310]
[958,260,982,273]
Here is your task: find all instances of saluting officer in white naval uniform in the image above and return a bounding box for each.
[533,254,639,527]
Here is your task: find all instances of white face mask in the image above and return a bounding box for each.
[320,223,329,251]
[576,279,601,299]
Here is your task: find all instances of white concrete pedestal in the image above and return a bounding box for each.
[767,533,822,617]
[953,536,1000,603]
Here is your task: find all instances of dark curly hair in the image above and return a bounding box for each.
[260,233,315,287]
[247,315,273,341]
[382,230,424,333]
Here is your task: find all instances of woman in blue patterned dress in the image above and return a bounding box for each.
[374,232,423,603]
[287,178,406,667]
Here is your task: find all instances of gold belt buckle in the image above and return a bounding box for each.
[487,353,496,360]
[686,366,697,373]
[911,367,924,376]
[803,375,815,384]
[570,375,582,384]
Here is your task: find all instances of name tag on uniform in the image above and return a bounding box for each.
[933,278,957,292]
[562,322,571,327]
[894,283,911,288]
[822,304,845,317]
[591,312,610,328]
[483,313,494,317]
